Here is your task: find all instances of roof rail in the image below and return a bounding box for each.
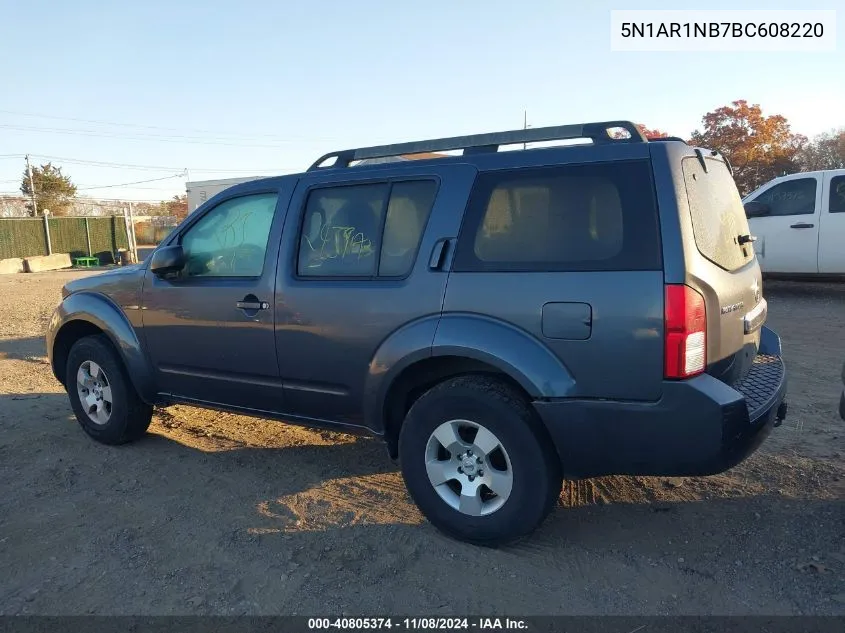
[645,136,688,143]
[307,120,648,171]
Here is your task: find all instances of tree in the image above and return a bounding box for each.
[165,194,188,220]
[20,162,77,216]
[612,124,670,140]
[688,100,806,196]
[799,128,845,171]
[150,194,188,220]
[636,124,669,139]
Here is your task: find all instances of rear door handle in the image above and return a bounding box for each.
[790,222,814,229]
[428,238,452,270]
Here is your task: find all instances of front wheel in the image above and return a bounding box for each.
[399,376,561,546]
[66,334,153,445]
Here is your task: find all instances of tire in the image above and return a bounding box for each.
[398,375,562,546]
[66,334,153,445]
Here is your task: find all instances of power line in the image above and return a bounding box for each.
[0,193,175,204]
[0,123,331,148]
[28,154,289,174]
[77,173,186,191]
[0,108,340,142]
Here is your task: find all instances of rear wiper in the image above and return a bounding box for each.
[738,234,756,246]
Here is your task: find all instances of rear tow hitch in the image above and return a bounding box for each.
[774,401,788,427]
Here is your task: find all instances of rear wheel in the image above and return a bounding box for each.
[66,335,153,445]
[399,375,561,545]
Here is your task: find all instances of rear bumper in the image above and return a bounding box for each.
[534,326,788,478]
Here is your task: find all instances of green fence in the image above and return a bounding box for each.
[0,216,130,261]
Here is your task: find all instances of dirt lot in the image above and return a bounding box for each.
[0,270,843,616]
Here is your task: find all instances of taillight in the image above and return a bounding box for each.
[664,284,706,379]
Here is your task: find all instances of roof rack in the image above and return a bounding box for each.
[308,120,649,171]
[646,136,688,143]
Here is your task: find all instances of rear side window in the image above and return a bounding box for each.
[682,157,753,272]
[830,176,845,213]
[297,180,437,278]
[453,160,661,272]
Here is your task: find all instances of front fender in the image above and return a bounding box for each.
[47,292,156,402]
[432,313,575,398]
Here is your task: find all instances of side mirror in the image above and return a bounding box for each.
[744,201,771,218]
[149,244,185,276]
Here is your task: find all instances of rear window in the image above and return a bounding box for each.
[453,160,662,272]
[830,175,845,213]
[682,156,753,271]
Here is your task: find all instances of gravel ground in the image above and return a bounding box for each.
[0,270,843,615]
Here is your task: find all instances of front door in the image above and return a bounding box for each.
[746,174,822,274]
[141,186,292,412]
[273,164,476,430]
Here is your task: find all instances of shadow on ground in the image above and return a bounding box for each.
[1,392,843,616]
[0,336,48,362]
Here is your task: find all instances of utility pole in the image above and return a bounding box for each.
[523,110,528,150]
[25,154,38,216]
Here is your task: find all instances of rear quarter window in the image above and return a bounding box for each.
[453,160,662,272]
[682,156,753,271]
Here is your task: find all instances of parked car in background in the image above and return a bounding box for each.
[47,120,788,545]
[743,169,845,275]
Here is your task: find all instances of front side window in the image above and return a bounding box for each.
[751,178,817,216]
[297,180,437,277]
[180,193,278,277]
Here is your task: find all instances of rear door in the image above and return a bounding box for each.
[744,174,822,274]
[818,171,845,274]
[681,155,764,386]
[443,156,665,401]
[273,164,477,428]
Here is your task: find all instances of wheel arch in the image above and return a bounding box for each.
[366,313,576,457]
[48,293,156,403]
[382,356,536,458]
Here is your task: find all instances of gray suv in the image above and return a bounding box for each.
[47,121,788,545]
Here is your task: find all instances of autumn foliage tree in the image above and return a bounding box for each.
[20,162,77,216]
[612,124,670,140]
[799,128,845,171]
[165,194,189,220]
[688,100,805,196]
[152,194,189,220]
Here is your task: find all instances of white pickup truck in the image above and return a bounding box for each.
[742,169,845,275]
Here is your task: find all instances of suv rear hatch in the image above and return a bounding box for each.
[678,152,765,387]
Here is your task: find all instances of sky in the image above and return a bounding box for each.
[0,0,843,202]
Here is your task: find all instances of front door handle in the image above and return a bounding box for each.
[790,222,815,229]
[236,294,269,311]
[236,301,269,310]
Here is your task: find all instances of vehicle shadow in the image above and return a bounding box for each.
[0,336,48,362]
[1,391,843,616]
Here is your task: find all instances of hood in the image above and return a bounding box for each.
[62,263,147,300]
